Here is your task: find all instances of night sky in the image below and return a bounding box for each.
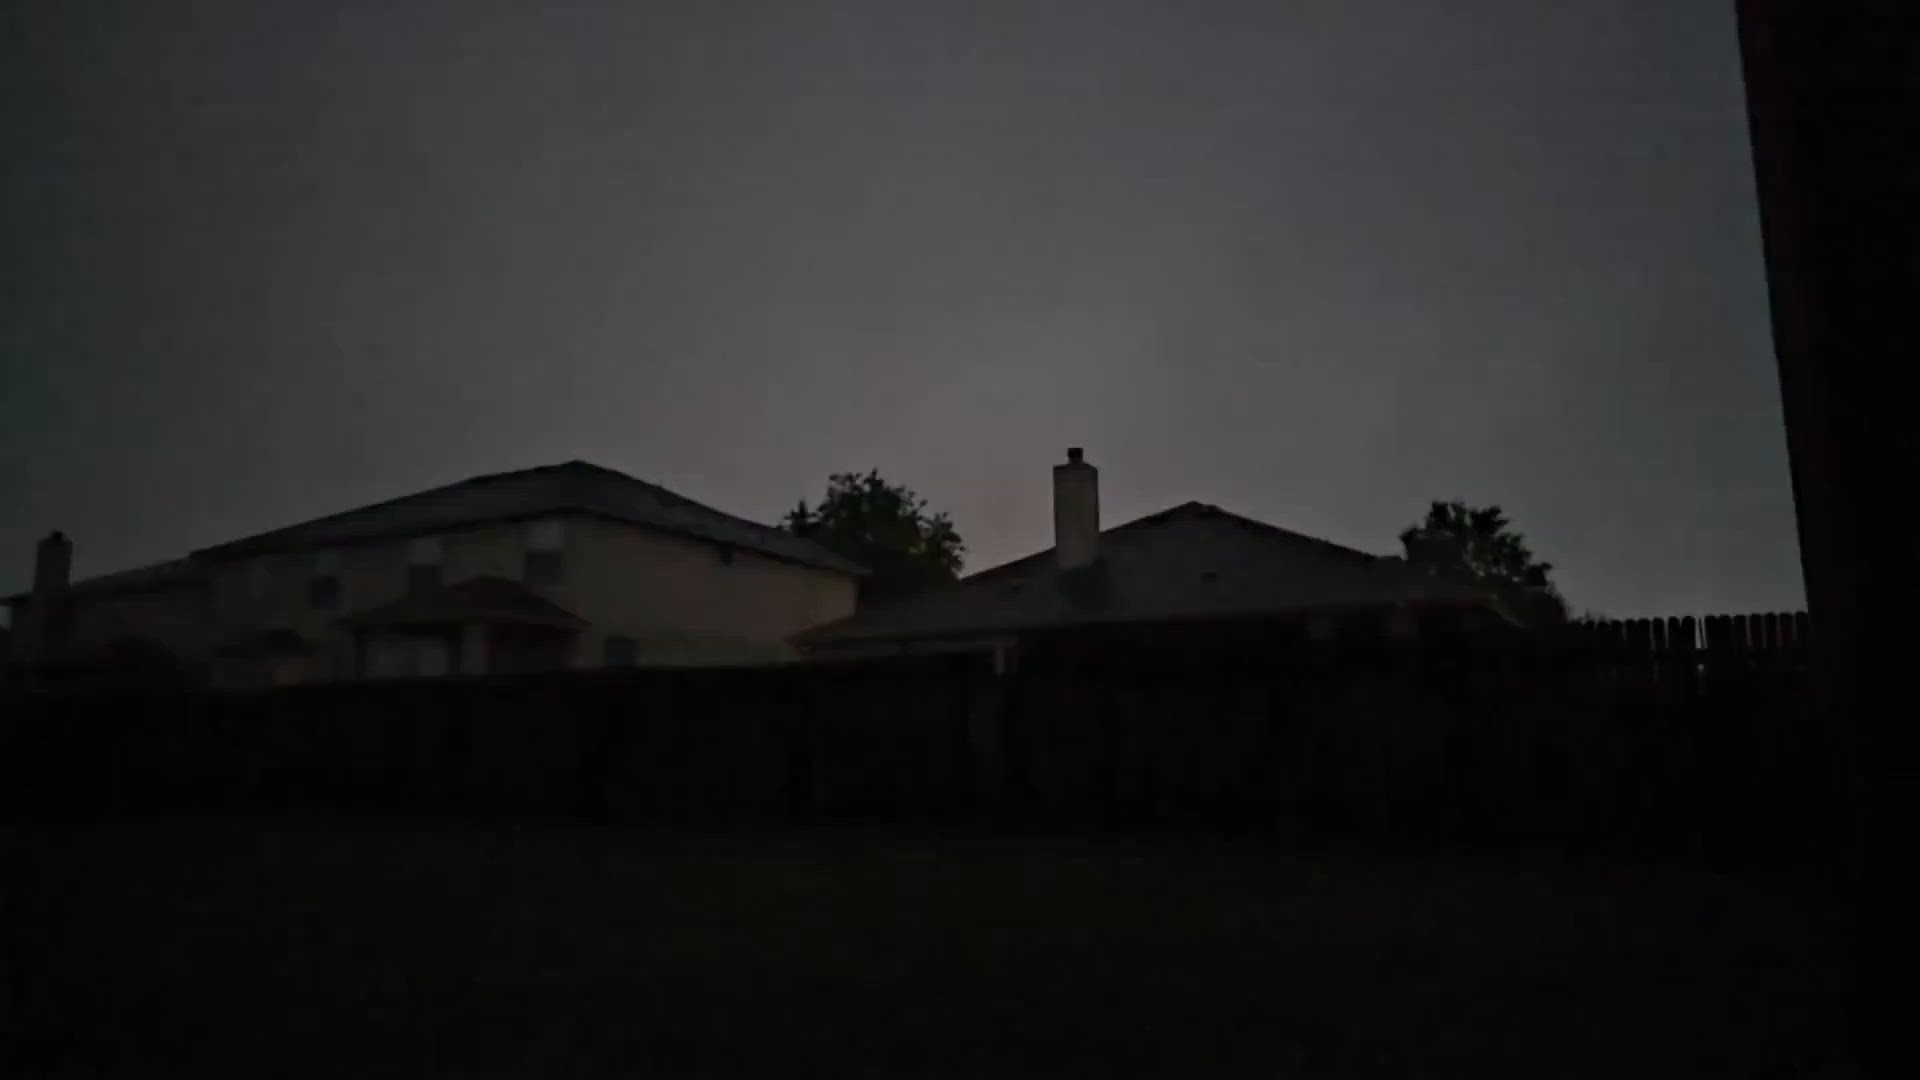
[2,1,1800,617]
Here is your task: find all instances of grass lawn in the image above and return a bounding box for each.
[3,822,1856,1076]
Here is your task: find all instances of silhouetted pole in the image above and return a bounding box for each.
[1737,6,1911,1069]
[20,530,73,664]
[1737,1,1914,878]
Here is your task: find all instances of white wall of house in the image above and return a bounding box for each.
[204,519,548,681]
[95,513,857,681]
[560,517,858,668]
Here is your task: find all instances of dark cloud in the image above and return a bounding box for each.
[1,1,1800,616]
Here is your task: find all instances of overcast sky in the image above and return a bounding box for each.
[2,1,1799,617]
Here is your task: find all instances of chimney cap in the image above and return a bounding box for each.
[1066,447,1084,464]
[43,530,67,542]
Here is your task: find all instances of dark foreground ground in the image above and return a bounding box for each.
[3,823,1857,1077]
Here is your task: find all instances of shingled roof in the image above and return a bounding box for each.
[190,460,864,574]
[5,461,863,602]
[798,502,1505,646]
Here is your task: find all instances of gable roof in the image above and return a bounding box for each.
[191,460,864,574]
[211,627,318,659]
[798,501,1503,645]
[5,462,862,603]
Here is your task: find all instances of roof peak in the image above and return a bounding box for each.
[466,460,634,484]
[181,458,863,575]
[945,501,1381,585]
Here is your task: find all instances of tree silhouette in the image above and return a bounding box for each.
[786,470,964,604]
[1399,500,1568,625]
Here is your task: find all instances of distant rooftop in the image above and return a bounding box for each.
[800,501,1500,644]
[193,460,863,574]
[5,460,864,602]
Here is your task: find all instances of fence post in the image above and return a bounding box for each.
[1677,616,1699,691]
[965,669,1008,821]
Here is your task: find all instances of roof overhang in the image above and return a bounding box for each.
[196,506,866,577]
[212,628,316,659]
[797,599,1498,650]
[337,576,589,632]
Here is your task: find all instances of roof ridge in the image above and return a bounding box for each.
[598,473,857,563]
[192,461,636,559]
[1121,502,1383,563]
[160,459,860,575]
[192,474,498,557]
[467,460,633,483]
[945,501,1384,591]
[947,502,1221,586]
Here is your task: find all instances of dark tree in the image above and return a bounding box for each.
[1399,500,1568,625]
[786,470,965,604]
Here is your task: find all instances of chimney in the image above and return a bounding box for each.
[23,530,73,661]
[35,530,72,592]
[1052,448,1100,571]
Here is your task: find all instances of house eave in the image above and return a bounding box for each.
[195,507,865,577]
[798,599,1483,650]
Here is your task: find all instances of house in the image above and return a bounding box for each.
[796,449,1513,669]
[5,461,864,686]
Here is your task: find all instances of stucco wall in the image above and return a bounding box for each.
[204,519,545,680]
[43,514,855,681]
[561,517,857,667]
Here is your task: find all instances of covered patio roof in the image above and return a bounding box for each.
[339,576,587,631]
[212,627,317,659]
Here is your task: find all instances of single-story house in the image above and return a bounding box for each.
[6,461,865,686]
[796,449,1513,670]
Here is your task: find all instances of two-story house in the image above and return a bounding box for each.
[6,461,864,686]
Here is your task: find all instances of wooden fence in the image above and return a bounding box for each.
[0,614,1837,856]
[1569,612,1812,652]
